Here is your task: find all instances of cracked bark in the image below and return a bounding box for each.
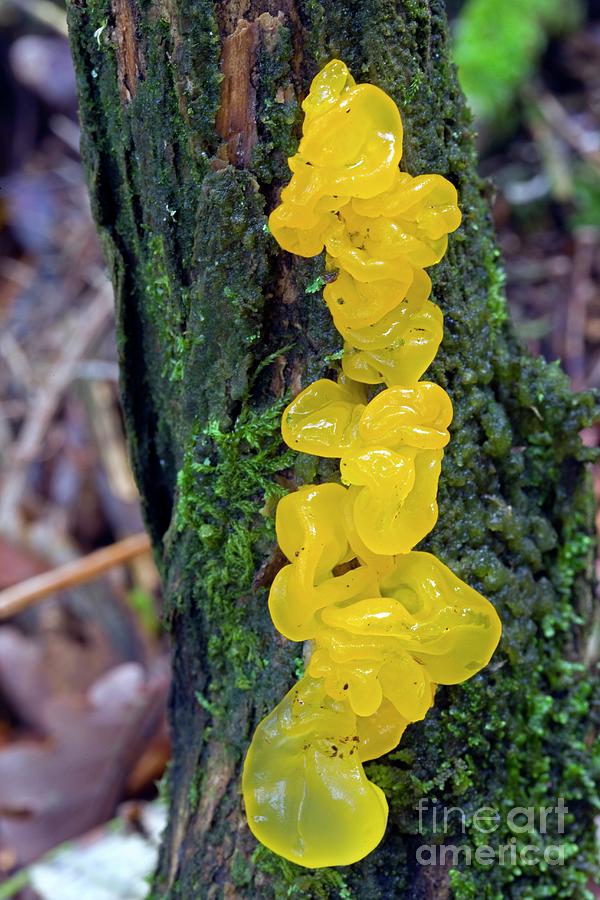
[66,0,598,897]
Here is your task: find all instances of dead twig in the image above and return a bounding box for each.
[84,380,159,593]
[0,332,35,392]
[4,0,68,37]
[0,532,152,620]
[532,89,600,174]
[0,283,114,537]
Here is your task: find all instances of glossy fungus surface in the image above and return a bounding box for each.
[242,60,502,869]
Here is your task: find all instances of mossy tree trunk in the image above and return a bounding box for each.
[66,1,598,897]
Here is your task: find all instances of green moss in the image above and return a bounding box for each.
[293,655,305,679]
[231,850,254,889]
[253,847,355,899]
[306,274,327,294]
[142,234,190,383]
[174,398,294,700]
[401,70,425,107]
[485,245,509,330]
[182,169,273,426]
[156,759,171,807]
[252,24,301,184]
[187,768,201,812]
[67,0,599,896]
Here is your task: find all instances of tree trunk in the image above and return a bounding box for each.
[66,1,598,897]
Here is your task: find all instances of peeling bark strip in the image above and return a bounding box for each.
[216,13,287,167]
[111,0,145,102]
[216,18,259,166]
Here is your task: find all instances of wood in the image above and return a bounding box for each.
[65,0,598,896]
[215,18,259,165]
[0,533,152,619]
[0,283,114,537]
[111,0,146,102]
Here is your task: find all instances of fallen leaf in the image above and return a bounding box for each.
[0,660,169,868]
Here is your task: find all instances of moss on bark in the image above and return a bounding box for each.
[66,0,599,896]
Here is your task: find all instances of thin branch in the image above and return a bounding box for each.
[530,88,600,174]
[0,283,114,536]
[0,532,152,620]
[4,0,68,37]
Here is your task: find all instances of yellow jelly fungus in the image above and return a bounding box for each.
[340,303,444,386]
[268,484,379,641]
[242,676,389,869]
[343,448,443,555]
[242,59,502,869]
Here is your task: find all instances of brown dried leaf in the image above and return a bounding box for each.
[0,659,169,868]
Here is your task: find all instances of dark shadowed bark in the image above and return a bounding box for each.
[66,1,598,897]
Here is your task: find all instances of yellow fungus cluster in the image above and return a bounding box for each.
[242,60,502,869]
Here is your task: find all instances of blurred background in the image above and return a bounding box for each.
[0,0,599,897]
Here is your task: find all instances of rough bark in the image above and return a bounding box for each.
[66,1,598,897]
